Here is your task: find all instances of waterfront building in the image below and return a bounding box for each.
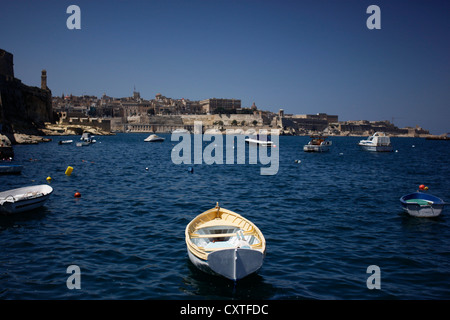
[200,98,241,114]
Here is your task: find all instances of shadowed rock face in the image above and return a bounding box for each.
[0,49,53,137]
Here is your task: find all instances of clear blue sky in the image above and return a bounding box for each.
[1,0,449,134]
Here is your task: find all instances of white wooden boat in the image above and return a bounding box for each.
[0,184,53,214]
[0,163,23,174]
[358,132,393,152]
[185,203,266,281]
[144,134,165,142]
[303,135,332,152]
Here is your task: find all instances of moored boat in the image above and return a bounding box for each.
[58,140,73,145]
[172,128,189,134]
[185,203,266,281]
[303,135,332,152]
[358,132,393,152]
[0,184,53,214]
[245,134,273,146]
[80,132,96,143]
[400,185,446,218]
[144,134,165,142]
[0,163,23,174]
[76,141,91,147]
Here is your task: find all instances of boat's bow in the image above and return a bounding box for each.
[208,247,264,281]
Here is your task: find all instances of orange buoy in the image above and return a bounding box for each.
[74,192,81,198]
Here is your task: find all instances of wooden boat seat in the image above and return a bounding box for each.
[190,233,238,238]
[198,242,260,252]
[193,217,255,234]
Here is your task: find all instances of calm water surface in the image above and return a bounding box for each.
[1,134,449,299]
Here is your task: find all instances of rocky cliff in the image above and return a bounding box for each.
[0,49,53,141]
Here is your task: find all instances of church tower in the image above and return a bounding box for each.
[41,69,47,90]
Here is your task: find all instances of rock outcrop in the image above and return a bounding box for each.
[0,48,53,142]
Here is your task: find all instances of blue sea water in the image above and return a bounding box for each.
[0,134,449,300]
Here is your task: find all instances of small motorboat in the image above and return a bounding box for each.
[358,132,393,152]
[400,185,446,218]
[0,184,53,214]
[76,141,91,147]
[58,140,73,145]
[80,132,96,143]
[185,203,266,281]
[303,135,332,152]
[172,129,189,134]
[0,163,23,174]
[245,134,273,146]
[144,134,165,142]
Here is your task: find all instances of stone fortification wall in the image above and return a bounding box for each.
[0,49,53,135]
[124,113,267,133]
[181,113,264,126]
[0,49,14,79]
[62,117,111,132]
[0,75,53,134]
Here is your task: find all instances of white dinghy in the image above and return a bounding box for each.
[0,184,53,214]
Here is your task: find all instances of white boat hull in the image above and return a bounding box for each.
[359,144,393,152]
[187,247,264,281]
[303,145,330,152]
[245,138,273,146]
[402,205,443,218]
[0,185,53,214]
[76,142,91,147]
[144,134,165,142]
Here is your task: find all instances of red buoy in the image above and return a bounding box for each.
[419,184,425,191]
[74,192,81,198]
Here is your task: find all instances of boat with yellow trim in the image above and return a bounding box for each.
[185,203,266,281]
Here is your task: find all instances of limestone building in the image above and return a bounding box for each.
[200,98,241,114]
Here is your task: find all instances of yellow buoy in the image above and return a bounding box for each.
[46,176,52,182]
[65,166,73,176]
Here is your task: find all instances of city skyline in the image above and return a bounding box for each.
[1,0,449,134]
